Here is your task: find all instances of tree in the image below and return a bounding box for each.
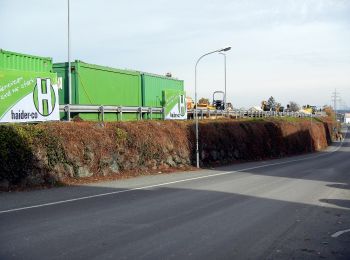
[288,101,300,112]
[267,96,277,110]
[323,105,335,118]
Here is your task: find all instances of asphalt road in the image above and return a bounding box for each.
[1,127,349,260]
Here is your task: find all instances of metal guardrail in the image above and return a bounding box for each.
[59,105,164,121]
[187,109,316,119]
[60,104,317,121]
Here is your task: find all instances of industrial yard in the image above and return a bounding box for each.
[1,1,349,259]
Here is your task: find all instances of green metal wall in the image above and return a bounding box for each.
[53,61,142,121]
[52,62,77,106]
[141,73,184,119]
[0,49,53,72]
[142,73,184,107]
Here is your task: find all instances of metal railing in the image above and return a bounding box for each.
[187,109,317,119]
[60,105,164,121]
[60,104,318,121]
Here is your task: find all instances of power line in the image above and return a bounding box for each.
[331,89,342,120]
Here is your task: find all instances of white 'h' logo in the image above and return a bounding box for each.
[36,78,53,115]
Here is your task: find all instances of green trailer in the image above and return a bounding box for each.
[0,50,60,123]
[0,49,53,73]
[141,73,184,119]
[53,61,142,121]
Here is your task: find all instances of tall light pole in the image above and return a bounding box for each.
[194,46,231,168]
[218,52,227,110]
[67,0,72,121]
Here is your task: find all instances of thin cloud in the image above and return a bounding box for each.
[1,0,349,107]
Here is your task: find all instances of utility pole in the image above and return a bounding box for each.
[331,89,341,121]
[67,0,72,121]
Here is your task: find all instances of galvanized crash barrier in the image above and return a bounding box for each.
[60,105,164,121]
[60,105,317,122]
[187,109,316,119]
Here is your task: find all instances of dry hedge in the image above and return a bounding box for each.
[0,118,336,190]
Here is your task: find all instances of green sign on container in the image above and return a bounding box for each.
[163,89,187,120]
[0,69,60,123]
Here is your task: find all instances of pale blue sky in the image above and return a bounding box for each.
[1,0,349,108]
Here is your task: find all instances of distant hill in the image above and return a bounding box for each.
[337,110,350,114]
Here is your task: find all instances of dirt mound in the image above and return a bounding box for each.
[0,117,337,190]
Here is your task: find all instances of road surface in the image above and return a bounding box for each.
[0,127,349,259]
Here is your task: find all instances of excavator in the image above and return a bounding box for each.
[301,105,317,114]
[212,91,225,110]
[186,91,232,111]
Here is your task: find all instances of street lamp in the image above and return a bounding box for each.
[218,52,227,111]
[194,47,231,168]
[67,0,72,121]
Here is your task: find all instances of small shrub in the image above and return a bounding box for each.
[0,125,34,185]
[115,127,128,142]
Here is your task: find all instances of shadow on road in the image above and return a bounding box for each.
[320,199,350,209]
[327,183,350,190]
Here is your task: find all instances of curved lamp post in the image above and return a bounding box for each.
[67,0,72,121]
[194,46,231,168]
[218,52,227,110]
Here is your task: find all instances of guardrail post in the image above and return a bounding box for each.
[149,107,152,120]
[100,105,104,122]
[66,105,70,121]
[120,106,123,121]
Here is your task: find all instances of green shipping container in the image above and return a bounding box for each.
[53,61,142,121]
[0,49,53,73]
[141,73,184,119]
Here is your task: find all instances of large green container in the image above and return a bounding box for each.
[53,61,142,121]
[0,49,53,72]
[141,73,184,119]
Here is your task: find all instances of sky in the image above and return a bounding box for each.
[1,0,349,108]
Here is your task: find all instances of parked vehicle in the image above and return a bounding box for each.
[213,91,225,110]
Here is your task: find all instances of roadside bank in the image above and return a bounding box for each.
[0,117,338,191]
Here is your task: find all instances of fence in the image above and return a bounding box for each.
[60,105,164,121]
[60,104,317,121]
[187,109,316,119]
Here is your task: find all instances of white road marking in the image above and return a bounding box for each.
[331,229,350,238]
[0,129,347,215]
